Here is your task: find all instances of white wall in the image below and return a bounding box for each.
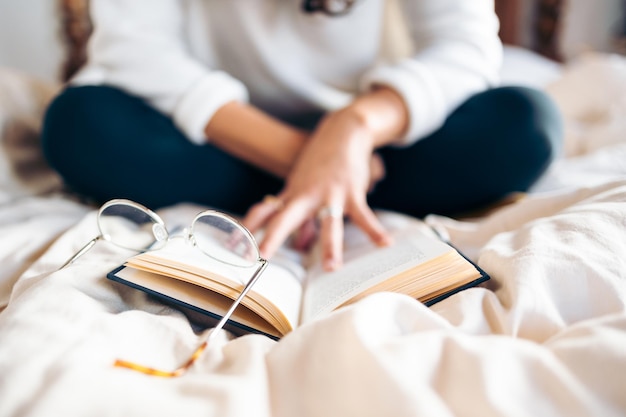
[0,0,64,83]
[560,0,624,60]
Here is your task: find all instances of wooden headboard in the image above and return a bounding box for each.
[495,0,565,61]
[59,0,91,82]
[495,0,522,46]
[58,0,565,82]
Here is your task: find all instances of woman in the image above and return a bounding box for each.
[42,0,562,270]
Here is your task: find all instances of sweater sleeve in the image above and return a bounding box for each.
[73,0,248,144]
[359,0,503,146]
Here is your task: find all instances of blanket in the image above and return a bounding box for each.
[0,52,625,417]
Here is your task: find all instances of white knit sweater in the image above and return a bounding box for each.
[73,0,502,145]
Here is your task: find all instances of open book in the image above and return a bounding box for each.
[107,211,488,340]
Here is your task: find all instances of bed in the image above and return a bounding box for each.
[1,1,625,416]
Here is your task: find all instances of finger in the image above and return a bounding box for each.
[259,198,312,259]
[292,218,319,251]
[242,194,284,233]
[348,200,392,247]
[368,153,386,192]
[318,204,345,271]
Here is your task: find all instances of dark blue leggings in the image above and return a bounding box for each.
[41,85,562,217]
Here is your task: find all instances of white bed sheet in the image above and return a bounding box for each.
[0,51,625,417]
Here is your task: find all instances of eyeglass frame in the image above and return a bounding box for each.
[59,198,269,377]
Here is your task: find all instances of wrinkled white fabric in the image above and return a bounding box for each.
[1,54,626,417]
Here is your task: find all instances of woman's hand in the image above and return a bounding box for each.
[288,152,386,253]
[243,87,408,270]
[243,108,387,270]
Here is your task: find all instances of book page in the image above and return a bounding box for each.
[125,239,306,335]
[300,211,452,323]
[114,266,282,339]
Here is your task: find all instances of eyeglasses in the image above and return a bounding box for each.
[302,0,357,16]
[60,198,268,377]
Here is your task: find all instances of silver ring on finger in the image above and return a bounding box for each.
[317,205,343,221]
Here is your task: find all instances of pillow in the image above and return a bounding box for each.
[500,45,563,88]
[0,67,63,203]
[546,53,626,157]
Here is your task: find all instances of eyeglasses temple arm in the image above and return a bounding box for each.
[205,258,269,345]
[59,236,102,270]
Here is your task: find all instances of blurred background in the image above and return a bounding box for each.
[0,0,625,83]
[0,0,63,83]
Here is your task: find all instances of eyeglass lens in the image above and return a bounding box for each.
[98,201,167,252]
[191,212,259,268]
